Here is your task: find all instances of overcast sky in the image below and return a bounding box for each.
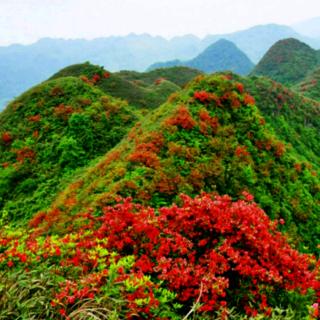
[0,0,319,46]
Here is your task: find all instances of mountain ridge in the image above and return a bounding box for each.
[1,23,320,110]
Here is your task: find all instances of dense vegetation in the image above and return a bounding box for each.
[34,74,320,253]
[0,76,138,221]
[295,67,320,101]
[149,39,255,75]
[50,63,201,109]
[251,38,320,85]
[242,75,320,166]
[1,63,320,319]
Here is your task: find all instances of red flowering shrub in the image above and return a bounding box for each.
[198,109,219,134]
[128,132,164,169]
[2,131,12,144]
[103,71,110,79]
[54,104,74,120]
[165,105,196,130]
[0,193,319,318]
[236,82,244,94]
[91,74,101,83]
[194,90,221,106]
[28,114,41,122]
[15,147,36,163]
[243,93,256,106]
[235,145,250,158]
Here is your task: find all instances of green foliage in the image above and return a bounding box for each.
[0,76,138,221]
[0,266,58,319]
[50,62,200,109]
[242,74,320,166]
[44,73,319,253]
[252,38,319,85]
[295,67,320,101]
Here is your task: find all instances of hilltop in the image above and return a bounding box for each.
[149,39,254,75]
[251,38,320,85]
[0,76,138,221]
[50,63,201,109]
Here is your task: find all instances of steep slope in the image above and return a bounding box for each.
[242,75,320,166]
[40,74,319,253]
[0,76,138,221]
[251,38,319,85]
[50,63,187,109]
[0,74,319,320]
[294,67,320,101]
[149,39,254,75]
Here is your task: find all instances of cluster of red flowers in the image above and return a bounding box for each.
[80,72,109,86]
[0,193,319,318]
[128,133,164,169]
[198,109,219,134]
[243,93,256,106]
[14,147,36,163]
[165,105,196,130]
[1,131,12,144]
[53,104,75,120]
[235,145,250,158]
[28,114,41,122]
[194,90,221,106]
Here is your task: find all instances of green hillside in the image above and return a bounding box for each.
[294,67,320,101]
[243,75,320,165]
[1,71,320,319]
[116,66,203,87]
[39,74,320,253]
[50,63,201,110]
[0,76,138,221]
[252,38,319,85]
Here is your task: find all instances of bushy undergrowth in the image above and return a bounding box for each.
[50,62,198,110]
[48,74,320,253]
[0,76,138,221]
[0,193,319,319]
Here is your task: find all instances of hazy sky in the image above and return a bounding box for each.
[0,0,319,45]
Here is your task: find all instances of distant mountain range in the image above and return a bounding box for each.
[1,21,320,110]
[148,39,254,75]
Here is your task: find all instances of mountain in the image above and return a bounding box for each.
[0,70,320,318]
[244,74,320,165]
[1,23,320,111]
[34,73,319,253]
[0,75,138,221]
[251,38,320,85]
[149,39,254,75]
[203,24,308,63]
[50,63,201,109]
[293,17,320,38]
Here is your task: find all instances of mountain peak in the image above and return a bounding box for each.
[149,39,254,75]
[252,37,319,84]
